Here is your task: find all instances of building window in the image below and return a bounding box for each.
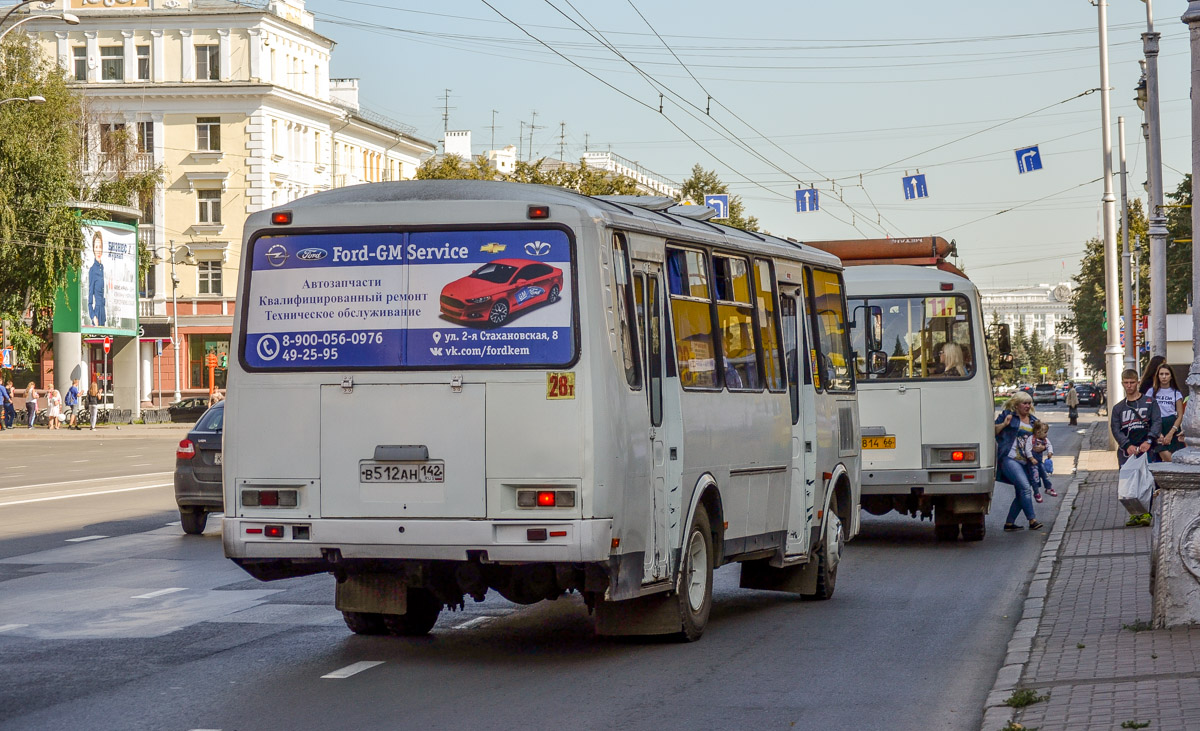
[73,46,86,81]
[197,189,221,224]
[196,117,220,151]
[196,44,219,81]
[136,45,150,80]
[197,260,222,295]
[271,119,278,155]
[99,123,125,156]
[188,335,230,390]
[100,46,123,81]
[314,131,321,164]
[137,121,153,153]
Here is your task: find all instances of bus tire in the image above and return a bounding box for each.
[383,588,441,636]
[961,513,986,542]
[677,506,714,642]
[342,611,387,635]
[934,522,960,542]
[488,301,510,326]
[180,508,207,535]
[805,493,842,601]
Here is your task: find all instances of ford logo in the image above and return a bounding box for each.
[297,248,328,262]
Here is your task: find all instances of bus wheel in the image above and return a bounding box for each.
[934,522,960,542]
[961,513,986,542]
[342,611,387,635]
[488,301,510,325]
[180,508,207,535]
[677,507,714,641]
[548,285,561,303]
[383,589,442,636]
[805,494,842,601]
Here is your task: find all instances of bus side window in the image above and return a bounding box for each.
[613,233,642,390]
[807,268,855,392]
[780,295,800,425]
[647,275,663,427]
[666,247,719,389]
[753,258,786,391]
[713,254,761,391]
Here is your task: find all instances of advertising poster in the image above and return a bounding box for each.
[80,221,139,335]
[243,229,574,369]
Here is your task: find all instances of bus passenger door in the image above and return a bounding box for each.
[781,292,818,557]
[636,267,676,582]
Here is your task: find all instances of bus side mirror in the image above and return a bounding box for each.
[868,350,888,375]
[993,323,1011,355]
[868,306,883,352]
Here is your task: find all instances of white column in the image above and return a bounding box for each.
[218,29,231,81]
[181,29,194,82]
[55,31,69,76]
[151,29,164,82]
[140,341,155,405]
[248,28,262,81]
[122,30,135,82]
[85,31,98,83]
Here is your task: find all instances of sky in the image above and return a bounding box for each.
[302,0,1192,290]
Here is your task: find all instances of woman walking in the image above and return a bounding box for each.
[24,382,38,428]
[85,382,101,431]
[995,390,1044,531]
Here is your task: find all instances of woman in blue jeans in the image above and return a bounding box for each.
[995,391,1044,531]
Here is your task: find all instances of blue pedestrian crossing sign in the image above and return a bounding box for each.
[0,348,11,369]
[703,194,729,219]
[1015,145,1042,174]
[902,174,928,200]
[795,188,819,212]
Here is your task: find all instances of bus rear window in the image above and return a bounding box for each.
[849,295,975,380]
[241,229,575,370]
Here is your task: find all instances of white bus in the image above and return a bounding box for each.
[841,264,996,541]
[223,180,862,641]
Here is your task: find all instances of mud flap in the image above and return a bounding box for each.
[739,559,809,594]
[594,591,683,636]
[335,573,408,615]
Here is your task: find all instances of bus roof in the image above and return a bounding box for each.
[269,180,842,269]
[841,264,979,294]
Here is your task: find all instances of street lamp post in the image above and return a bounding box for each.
[0,1,79,43]
[1140,0,1169,362]
[154,242,193,403]
[1096,0,1124,416]
[1178,2,1200,465]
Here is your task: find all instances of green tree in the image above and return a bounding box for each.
[679,164,759,232]
[1166,175,1192,313]
[416,154,641,197]
[415,153,499,181]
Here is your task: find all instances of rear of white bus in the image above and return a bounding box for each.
[221,191,614,620]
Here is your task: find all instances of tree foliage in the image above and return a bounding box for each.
[1166,175,1193,313]
[416,154,641,196]
[679,164,759,231]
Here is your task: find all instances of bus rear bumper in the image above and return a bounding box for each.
[223,517,614,564]
[860,467,996,496]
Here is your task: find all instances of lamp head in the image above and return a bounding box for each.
[1134,76,1148,111]
[27,95,44,104]
[61,12,79,25]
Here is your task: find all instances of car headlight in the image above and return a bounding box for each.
[466,296,491,304]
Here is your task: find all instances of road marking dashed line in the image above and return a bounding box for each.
[132,587,187,599]
[0,624,28,633]
[65,535,107,543]
[453,616,497,630]
[322,661,384,679]
[0,483,171,507]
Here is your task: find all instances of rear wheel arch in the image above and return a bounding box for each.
[682,474,725,567]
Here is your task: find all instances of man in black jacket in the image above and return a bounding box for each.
[1111,368,1161,527]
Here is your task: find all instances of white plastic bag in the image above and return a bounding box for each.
[1118,453,1155,515]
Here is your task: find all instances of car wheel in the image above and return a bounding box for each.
[548,284,561,304]
[180,508,207,535]
[488,300,510,325]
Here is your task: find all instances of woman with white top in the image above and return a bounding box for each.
[1146,363,1186,461]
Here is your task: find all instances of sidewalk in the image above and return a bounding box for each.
[0,422,189,439]
[983,424,1200,730]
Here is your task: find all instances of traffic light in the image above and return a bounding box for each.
[219,353,228,368]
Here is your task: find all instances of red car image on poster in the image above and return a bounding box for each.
[439,258,564,326]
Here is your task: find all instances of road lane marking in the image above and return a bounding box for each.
[0,472,172,493]
[132,587,186,599]
[71,459,88,463]
[130,463,152,467]
[321,661,384,679]
[0,483,171,507]
[0,624,28,633]
[65,535,107,543]
[453,616,496,630]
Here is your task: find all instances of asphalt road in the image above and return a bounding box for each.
[0,408,1098,730]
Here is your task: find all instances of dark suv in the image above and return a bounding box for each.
[174,401,223,535]
[1074,383,1100,406]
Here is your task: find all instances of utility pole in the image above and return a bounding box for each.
[439,89,454,154]
[518,120,525,161]
[558,122,566,161]
[1141,0,1168,362]
[584,132,589,152]
[1096,0,1123,415]
[528,110,542,161]
[1135,237,1142,373]
[1120,116,1136,372]
[489,109,499,152]
[1176,0,1200,464]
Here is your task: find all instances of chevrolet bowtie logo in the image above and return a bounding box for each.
[480,243,506,253]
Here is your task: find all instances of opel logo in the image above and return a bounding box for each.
[265,244,289,267]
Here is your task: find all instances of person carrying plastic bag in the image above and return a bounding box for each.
[1111,368,1162,526]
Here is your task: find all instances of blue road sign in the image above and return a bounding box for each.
[0,348,11,369]
[902,174,928,200]
[1015,145,1043,174]
[795,188,819,212]
[703,194,729,219]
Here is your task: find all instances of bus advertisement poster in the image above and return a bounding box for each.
[243,229,574,369]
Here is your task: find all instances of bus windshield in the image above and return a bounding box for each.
[850,295,976,380]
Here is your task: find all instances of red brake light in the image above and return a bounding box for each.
[264,525,284,538]
[940,282,953,291]
[527,205,550,219]
[964,451,977,461]
[176,439,196,459]
[271,211,292,225]
[951,451,965,462]
[259,490,279,507]
[537,491,556,507]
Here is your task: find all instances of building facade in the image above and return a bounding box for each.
[978,282,1087,381]
[26,0,434,404]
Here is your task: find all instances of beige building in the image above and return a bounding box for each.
[25,0,434,404]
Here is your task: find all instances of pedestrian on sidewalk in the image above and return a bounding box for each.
[23,381,37,428]
[0,380,9,432]
[995,390,1044,532]
[1111,368,1161,526]
[46,387,62,430]
[64,379,81,430]
[3,380,15,428]
[1024,421,1057,503]
[1065,382,1080,426]
[1145,363,1186,461]
[85,382,100,431]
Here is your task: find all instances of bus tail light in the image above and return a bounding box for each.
[241,489,299,507]
[176,439,196,459]
[264,525,284,538]
[537,491,556,507]
[271,210,292,225]
[516,489,576,508]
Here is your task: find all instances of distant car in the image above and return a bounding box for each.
[168,397,212,423]
[1018,384,1034,397]
[174,401,223,535]
[1033,383,1058,404]
[1075,383,1100,406]
[1055,384,1068,400]
[439,258,564,326]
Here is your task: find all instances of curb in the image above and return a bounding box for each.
[980,421,1104,730]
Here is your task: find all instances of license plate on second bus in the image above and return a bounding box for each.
[359,461,445,483]
[862,436,896,450]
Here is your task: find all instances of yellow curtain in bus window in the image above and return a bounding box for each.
[924,296,956,319]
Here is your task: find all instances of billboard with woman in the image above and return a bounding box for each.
[52,220,139,337]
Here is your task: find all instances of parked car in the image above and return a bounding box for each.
[1018,384,1034,397]
[174,401,224,535]
[1032,383,1058,404]
[168,397,211,423]
[1075,383,1100,406]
